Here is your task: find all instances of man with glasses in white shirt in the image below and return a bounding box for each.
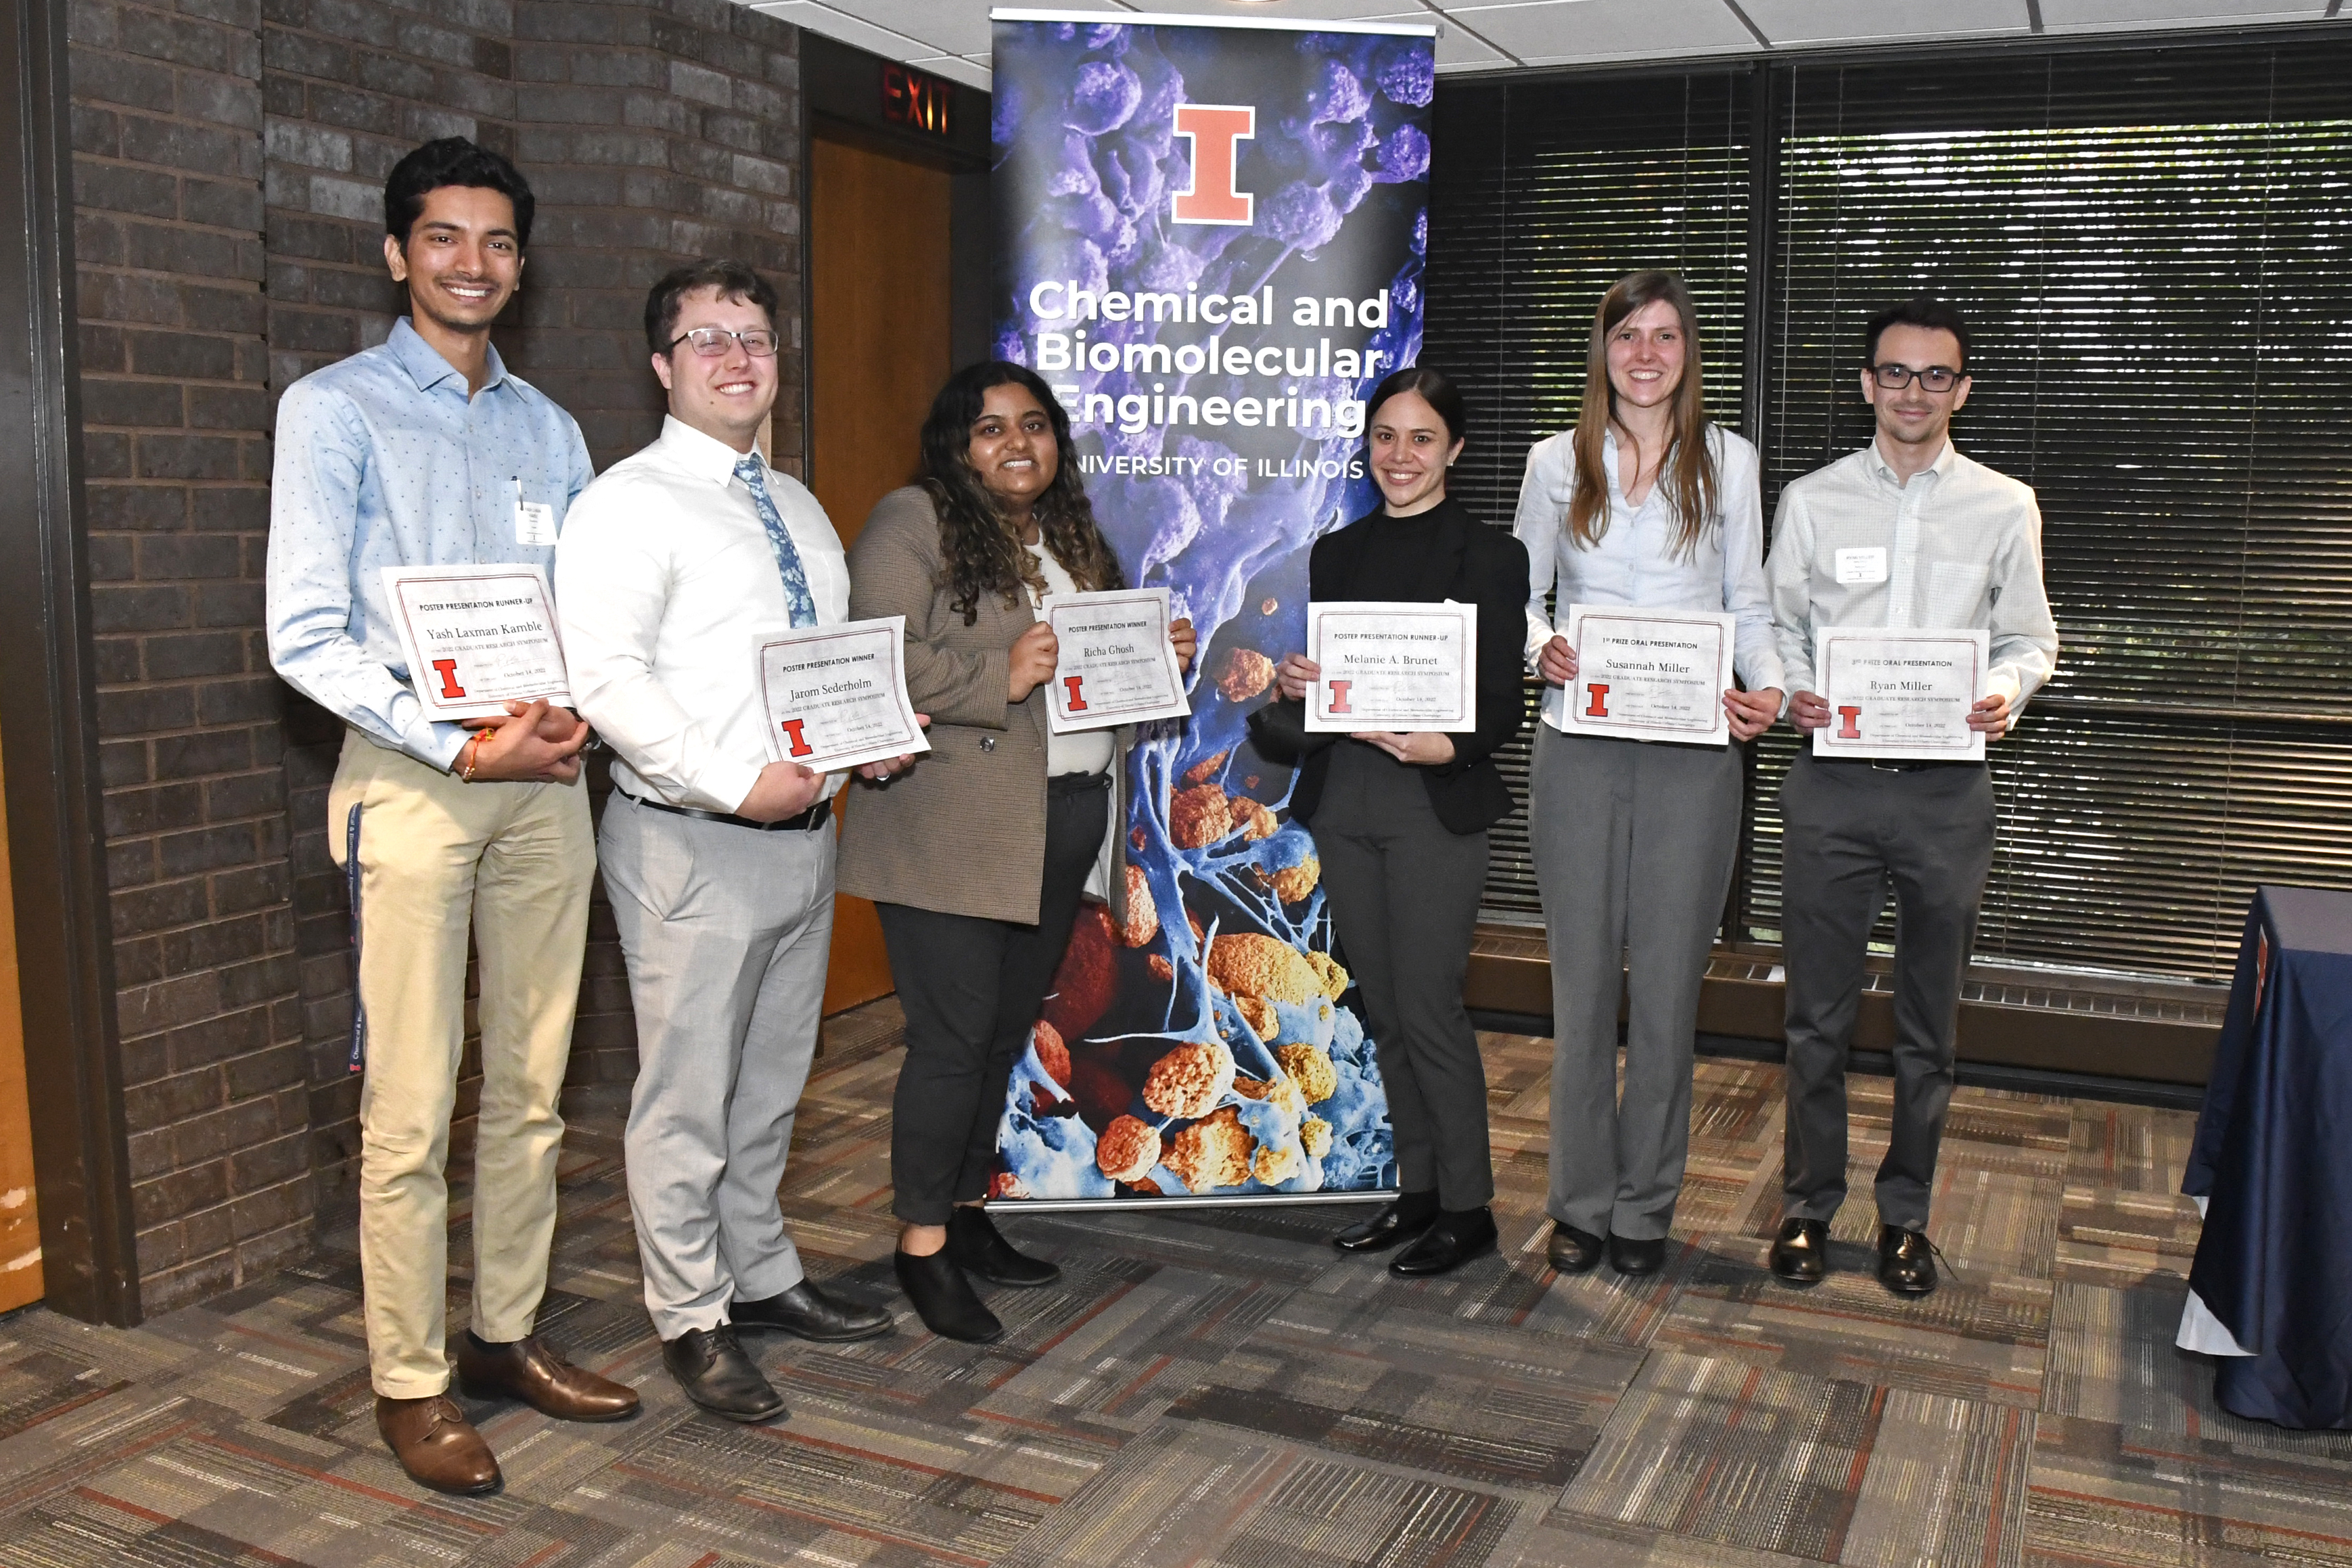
[1761,296,2058,1297]
[556,261,914,1421]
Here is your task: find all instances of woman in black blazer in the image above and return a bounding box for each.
[1274,367,1529,1276]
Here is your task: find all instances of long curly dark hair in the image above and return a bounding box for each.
[919,361,1124,625]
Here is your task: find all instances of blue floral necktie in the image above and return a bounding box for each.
[735,453,818,628]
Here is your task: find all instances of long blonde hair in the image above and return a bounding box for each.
[1567,271,1719,560]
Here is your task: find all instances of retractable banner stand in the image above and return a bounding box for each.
[986,9,1437,1207]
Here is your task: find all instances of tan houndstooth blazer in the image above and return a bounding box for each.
[835,485,1126,927]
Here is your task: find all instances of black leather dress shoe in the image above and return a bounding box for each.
[895,1249,1004,1343]
[732,1281,893,1343]
[661,1326,785,1423]
[1608,1233,1668,1276]
[1389,1208,1499,1277]
[945,1207,1061,1288]
[1768,1218,1830,1286]
[1332,1200,1437,1253]
[1546,1222,1605,1274]
[1876,1224,1939,1296]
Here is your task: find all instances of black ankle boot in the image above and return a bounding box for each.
[944,1206,1061,1288]
[894,1249,1003,1343]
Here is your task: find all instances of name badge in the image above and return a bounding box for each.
[514,481,559,547]
[1835,547,1888,584]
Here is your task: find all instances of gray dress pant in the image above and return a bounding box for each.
[1314,742,1494,1210]
[1778,754,1996,1232]
[1531,727,1743,1241]
[600,790,836,1339]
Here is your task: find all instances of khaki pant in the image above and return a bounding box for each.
[327,730,594,1398]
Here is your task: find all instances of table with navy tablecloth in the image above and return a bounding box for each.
[2179,885,2352,1429]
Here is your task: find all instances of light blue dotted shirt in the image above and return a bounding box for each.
[267,317,596,769]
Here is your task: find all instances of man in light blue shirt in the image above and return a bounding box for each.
[265,137,635,1498]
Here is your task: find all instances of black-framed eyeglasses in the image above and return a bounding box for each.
[1870,363,1964,392]
[668,326,779,357]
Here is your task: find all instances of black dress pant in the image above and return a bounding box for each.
[1313,742,1494,1210]
[876,773,1108,1225]
[1778,754,1997,1232]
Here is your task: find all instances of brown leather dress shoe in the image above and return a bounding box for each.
[455,1332,639,1422]
[376,1394,500,1495]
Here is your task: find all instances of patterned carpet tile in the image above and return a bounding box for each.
[997,1420,1530,1568]
[1506,1513,1827,1568]
[2027,1411,2352,1568]
[1558,1350,2035,1567]
[1482,1032,1559,1119]
[1166,1281,1648,1489]
[2056,1107,2206,1287]
[1557,1349,1897,1560]
[1653,1252,2050,1409]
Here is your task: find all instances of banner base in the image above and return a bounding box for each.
[988,1191,1396,1214]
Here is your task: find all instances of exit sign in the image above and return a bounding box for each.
[882,62,952,137]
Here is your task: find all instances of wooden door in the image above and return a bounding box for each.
[811,133,954,1015]
[0,732,41,1309]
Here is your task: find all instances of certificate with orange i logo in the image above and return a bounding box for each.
[1551,604,1734,745]
[752,616,929,773]
[1040,586,1191,734]
[381,563,572,720]
[1304,599,1477,733]
[1812,626,1988,762]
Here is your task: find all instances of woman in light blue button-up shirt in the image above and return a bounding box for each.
[1510,271,1785,1281]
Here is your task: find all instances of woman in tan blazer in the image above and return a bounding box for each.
[837,361,1193,1342]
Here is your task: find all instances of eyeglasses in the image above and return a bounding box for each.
[669,326,779,357]
[1869,363,1964,392]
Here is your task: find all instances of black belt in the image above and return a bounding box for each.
[617,788,830,832]
[1048,769,1111,796]
[1811,755,1985,774]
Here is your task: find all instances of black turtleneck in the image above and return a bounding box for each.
[1331,496,1468,604]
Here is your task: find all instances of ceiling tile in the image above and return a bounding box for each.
[812,0,992,54]
[1448,0,1760,60]
[1055,0,1423,18]
[745,1,940,60]
[908,53,994,89]
[1738,0,2031,45]
[2039,0,2325,25]
[1307,9,1510,68]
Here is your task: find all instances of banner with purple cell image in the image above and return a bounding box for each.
[986,9,1435,1206]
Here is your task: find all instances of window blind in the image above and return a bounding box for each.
[1749,41,2352,979]
[1427,36,2352,983]
[1424,72,1753,925]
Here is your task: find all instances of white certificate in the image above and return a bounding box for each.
[1550,604,1733,745]
[753,616,930,773]
[1040,587,1190,733]
[1304,600,1477,733]
[382,563,571,721]
[1812,625,1989,761]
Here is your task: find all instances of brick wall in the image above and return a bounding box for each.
[68,0,806,1314]
[70,0,309,1312]
[505,0,805,470]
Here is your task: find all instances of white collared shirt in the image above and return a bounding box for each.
[1511,424,1786,695]
[1763,440,2058,708]
[555,415,850,812]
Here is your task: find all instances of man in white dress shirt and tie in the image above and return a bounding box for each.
[557,260,908,1421]
[1763,296,2058,1299]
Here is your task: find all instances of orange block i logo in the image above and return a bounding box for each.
[1172,104,1255,225]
